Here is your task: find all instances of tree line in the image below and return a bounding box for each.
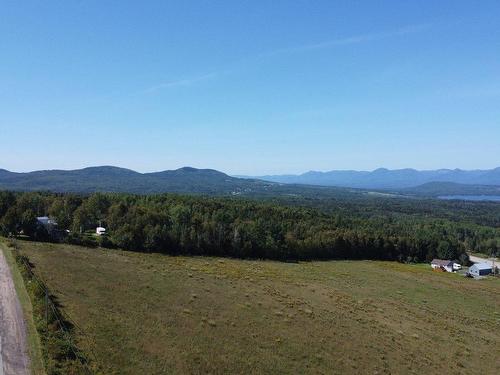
[0,191,498,262]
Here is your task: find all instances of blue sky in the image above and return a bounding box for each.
[1,1,499,175]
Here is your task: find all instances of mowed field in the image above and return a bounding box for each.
[15,241,500,375]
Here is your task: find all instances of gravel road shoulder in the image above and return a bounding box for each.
[0,248,30,375]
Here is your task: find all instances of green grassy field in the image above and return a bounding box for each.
[14,240,500,374]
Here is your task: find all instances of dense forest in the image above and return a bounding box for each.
[0,191,498,262]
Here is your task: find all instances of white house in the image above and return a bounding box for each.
[431,259,454,272]
[468,263,493,277]
[96,227,106,236]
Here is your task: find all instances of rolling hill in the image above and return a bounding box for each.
[0,166,361,199]
[398,181,500,197]
[0,166,276,195]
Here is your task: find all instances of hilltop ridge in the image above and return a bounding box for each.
[0,166,272,194]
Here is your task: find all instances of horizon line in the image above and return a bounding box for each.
[2,164,499,175]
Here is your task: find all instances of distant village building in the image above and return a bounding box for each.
[96,227,106,236]
[35,216,67,240]
[431,259,454,272]
[468,263,493,277]
[36,216,58,233]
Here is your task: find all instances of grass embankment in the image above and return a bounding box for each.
[1,239,92,375]
[0,239,45,375]
[16,240,500,375]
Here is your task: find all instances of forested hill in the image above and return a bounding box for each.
[0,166,277,194]
[398,181,500,196]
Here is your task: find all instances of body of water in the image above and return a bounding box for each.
[438,195,500,202]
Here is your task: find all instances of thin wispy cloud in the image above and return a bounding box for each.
[264,24,430,56]
[139,24,429,95]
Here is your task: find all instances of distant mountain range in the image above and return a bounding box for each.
[1,166,499,198]
[0,166,275,195]
[246,168,500,189]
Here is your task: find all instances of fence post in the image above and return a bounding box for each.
[45,288,49,328]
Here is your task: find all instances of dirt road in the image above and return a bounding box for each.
[0,248,30,375]
[469,254,498,267]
